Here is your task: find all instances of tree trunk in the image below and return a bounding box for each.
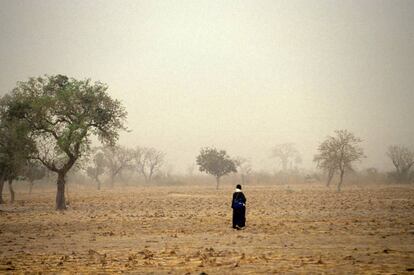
[97,178,101,190]
[326,169,334,187]
[143,172,149,184]
[0,174,5,204]
[56,172,67,210]
[398,168,410,183]
[216,176,220,190]
[66,180,70,205]
[337,170,344,192]
[118,170,125,182]
[29,180,34,195]
[8,179,15,203]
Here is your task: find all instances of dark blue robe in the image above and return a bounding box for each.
[231,191,246,228]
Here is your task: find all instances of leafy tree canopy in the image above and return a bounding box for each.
[11,75,127,174]
[7,74,127,209]
[196,147,237,189]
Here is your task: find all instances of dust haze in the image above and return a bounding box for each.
[1,0,413,173]
[1,1,414,274]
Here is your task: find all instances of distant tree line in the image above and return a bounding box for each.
[1,75,413,209]
[85,145,165,189]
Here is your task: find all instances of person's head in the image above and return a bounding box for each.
[236,184,242,190]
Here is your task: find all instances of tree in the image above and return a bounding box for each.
[234,157,252,185]
[313,142,338,187]
[387,145,414,183]
[24,160,46,195]
[196,147,237,189]
[314,130,365,191]
[103,145,133,187]
[10,75,127,209]
[132,146,165,183]
[0,94,35,203]
[271,143,300,171]
[86,149,106,190]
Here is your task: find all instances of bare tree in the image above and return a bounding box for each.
[103,146,133,187]
[387,145,414,183]
[133,146,165,183]
[271,143,300,171]
[86,149,106,190]
[314,130,365,191]
[235,157,252,185]
[313,143,338,187]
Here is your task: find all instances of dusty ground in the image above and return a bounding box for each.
[1,183,414,274]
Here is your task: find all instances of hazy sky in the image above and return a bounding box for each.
[1,0,413,173]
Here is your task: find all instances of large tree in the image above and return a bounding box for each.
[196,147,237,189]
[9,75,127,209]
[387,145,414,183]
[133,146,165,183]
[0,94,35,203]
[314,130,365,191]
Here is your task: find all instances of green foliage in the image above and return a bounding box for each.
[9,75,127,173]
[196,147,237,179]
[0,94,35,180]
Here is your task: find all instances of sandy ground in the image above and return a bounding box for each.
[1,183,414,274]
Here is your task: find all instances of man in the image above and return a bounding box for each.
[231,184,246,230]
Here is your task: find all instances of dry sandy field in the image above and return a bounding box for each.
[1,183,414,274]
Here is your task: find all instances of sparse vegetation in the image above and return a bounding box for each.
[234,157,252,185]
[132,146,165,183]
[86,149,106,190]
[7,75,127,209]
[102,145,133,187]
[387,145,414,183]
[314,130,365,191]
[271,143,301,172]
[0,1,412,273]
[24,160,46,195]
[196,147,237,189]
[0,94,35,203]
